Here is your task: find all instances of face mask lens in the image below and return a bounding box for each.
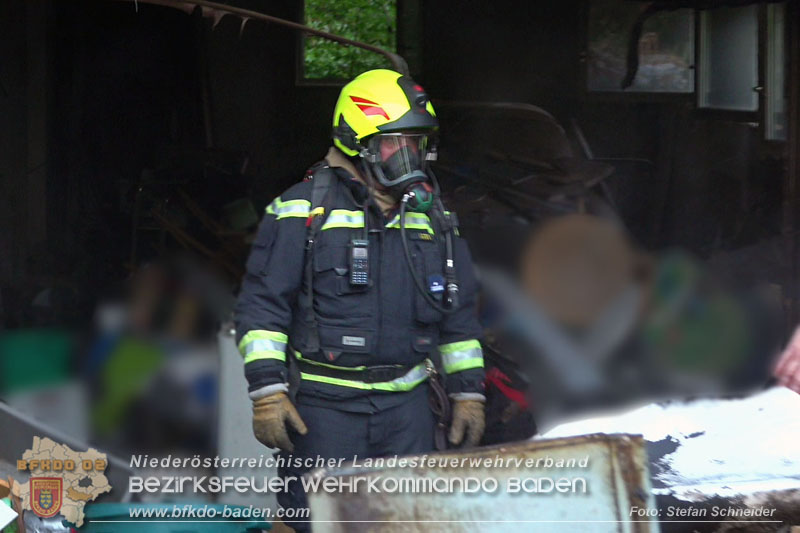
[369,134,428,162]
[367,134,430,186]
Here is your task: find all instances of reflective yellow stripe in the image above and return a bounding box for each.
[321,210,434,233]
[239,330,288,363]
[439,339,484,373]
[292,349,367,371]
[385,213,435,235]
[439,339,481,355]
[300,373,375,389]
[321,209,364,230]
[299,360,429,391]
[294,351,430,391]
[265,197,311,219]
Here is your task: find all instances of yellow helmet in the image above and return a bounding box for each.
[333,69,438,157]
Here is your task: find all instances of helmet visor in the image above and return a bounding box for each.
[366,133,436,187]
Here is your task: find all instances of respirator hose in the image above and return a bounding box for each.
[432,196,460,310]
[399,194,457,315]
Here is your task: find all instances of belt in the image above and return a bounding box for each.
[295,358,415,384]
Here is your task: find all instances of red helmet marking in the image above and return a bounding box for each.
[356,104,390,120]
[350,96,379,105]
[350,96,390,120]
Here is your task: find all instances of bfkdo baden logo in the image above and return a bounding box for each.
[30,478,63,518]
[14,437,112,527]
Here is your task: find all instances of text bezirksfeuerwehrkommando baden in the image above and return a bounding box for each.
[128,474,588,495]
[128,454,590,495]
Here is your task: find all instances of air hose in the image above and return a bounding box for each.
[361,159,460,315]
[399,193,459,315]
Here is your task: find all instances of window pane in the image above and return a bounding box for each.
[766,2,787,141]
[587,0,694,93]
[304,0,396,81]
[698,5,758,111]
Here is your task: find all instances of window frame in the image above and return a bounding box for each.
[580,1,697,102]
[294,0,399,87]
[693,5,761,121]
[761,1,790,149]
[580,0,790,157]
[690,3,789,152]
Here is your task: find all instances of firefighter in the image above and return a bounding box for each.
[235,69,485,529]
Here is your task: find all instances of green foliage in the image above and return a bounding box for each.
[304,0,396,80]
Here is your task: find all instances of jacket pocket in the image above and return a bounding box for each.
[313,325,376,366]
[313,244,372,319]
[412,240,444,324]
[411,329,438,356]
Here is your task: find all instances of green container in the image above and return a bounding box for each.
[78,504,271,533]
[0,329,72,394]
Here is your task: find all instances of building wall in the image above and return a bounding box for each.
[203,0,340,207]
[0,0,51,300]
[420,0,783,256]
[0,0,787,323]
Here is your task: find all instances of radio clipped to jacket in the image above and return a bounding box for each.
[349,239,370,286]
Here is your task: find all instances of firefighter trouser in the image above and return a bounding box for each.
[277,383,435,532]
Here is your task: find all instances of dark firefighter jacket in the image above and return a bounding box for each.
[234,151,485,408]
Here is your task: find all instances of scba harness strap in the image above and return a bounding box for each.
[301,165,337,354]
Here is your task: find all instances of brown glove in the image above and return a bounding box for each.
[252,392,308,451]
[448,399,486,447]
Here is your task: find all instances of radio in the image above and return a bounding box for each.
[349,239,369,286]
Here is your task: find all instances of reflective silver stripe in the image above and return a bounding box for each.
[240,330,289,363]
[321,210,365,230]
[245,338,286,355]
[442,347,482,367]
[439,340,484,373]
[372,362,429,391]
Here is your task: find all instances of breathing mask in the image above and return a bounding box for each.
[361,132,437,212]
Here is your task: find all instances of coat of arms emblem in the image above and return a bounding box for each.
[30,477,63,518]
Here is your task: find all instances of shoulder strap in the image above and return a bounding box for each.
[306,165,338,239]
[300,166,339,353]
[310,166,336,212]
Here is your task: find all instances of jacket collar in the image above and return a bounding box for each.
[324,147,397,216]
[324,146,362,181]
